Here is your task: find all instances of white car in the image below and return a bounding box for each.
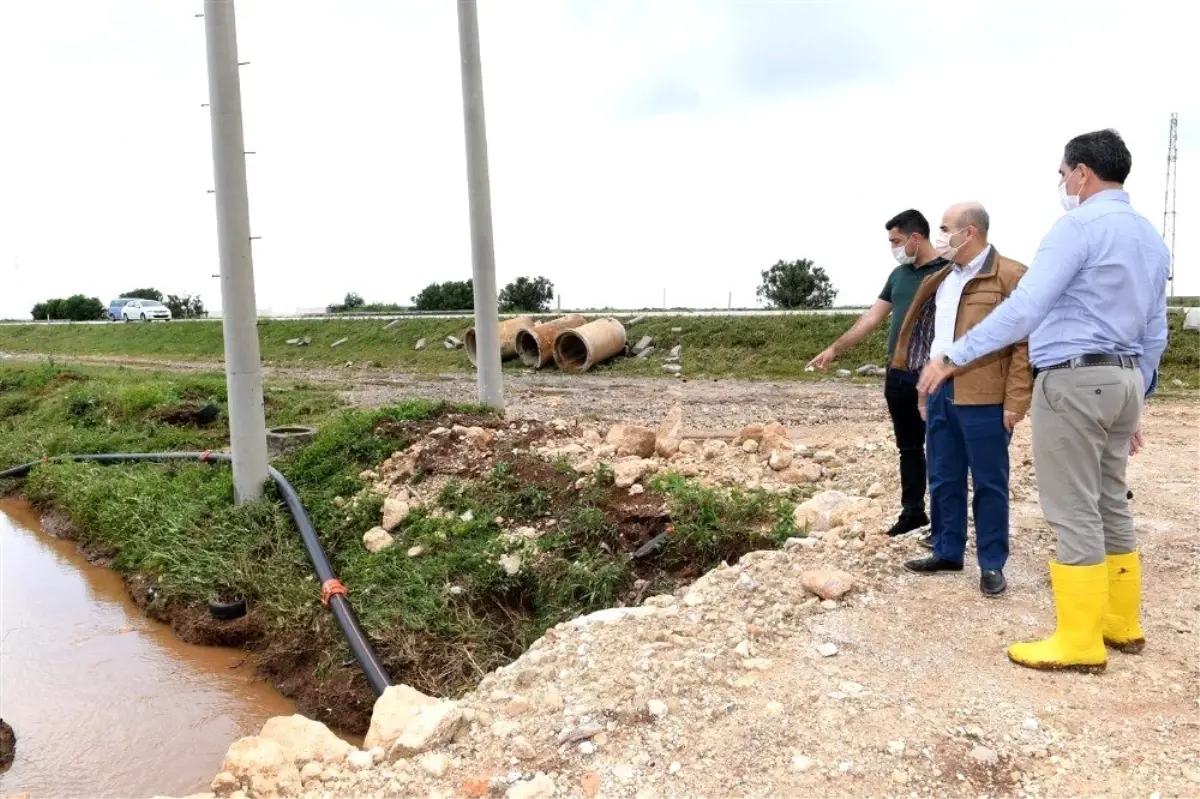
[121,300,172,322]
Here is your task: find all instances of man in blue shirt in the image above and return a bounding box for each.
[917,129,1170,673]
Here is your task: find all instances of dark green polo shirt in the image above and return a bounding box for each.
[879,257,948,361]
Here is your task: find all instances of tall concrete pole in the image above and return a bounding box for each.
[203,0,269,502]
[456,0,504,410]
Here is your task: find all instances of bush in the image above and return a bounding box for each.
[164,294,206,318]
[499,276,554,312]
[30,295,107,321]
[412,280,474,311]
[756,259,837,309]
[120,288,164,302]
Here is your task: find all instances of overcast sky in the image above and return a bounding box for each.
[1,0,1195,319]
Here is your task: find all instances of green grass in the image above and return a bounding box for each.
[0,362,803,724]
[4,310,1195,387]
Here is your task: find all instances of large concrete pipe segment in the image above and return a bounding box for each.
[465,315,533,366]
[514,314,586,368]
[553,317,627,372]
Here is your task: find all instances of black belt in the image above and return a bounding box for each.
[1032,353,1139,379]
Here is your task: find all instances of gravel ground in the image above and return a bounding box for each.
[8,353,1198,798]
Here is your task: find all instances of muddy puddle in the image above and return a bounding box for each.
[0,499,295,798]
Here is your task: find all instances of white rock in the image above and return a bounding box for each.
[363,527,395,554]
[419,752,451,777]
[887,740,906,756]
[612,764,636,781]
[628,484,645,496]
[969,745,999,765]
[866,482,885,499]
[407,545,425,558]
[579,741,596,755]
[613,457,654,488]
[382,498,412,531]
[500,553,523,576]
[742,439,760,453]
[258,714,352,766]
[791,755,814,772]
[389,702,467,758]
[346,749,374,772]
[460,509,475,522]
[363,685,439,751]
[816,642,839,658]
[647,700,669,719]
[812,450,836,464]
[299,761,324,781]
[1022,717,1039,731]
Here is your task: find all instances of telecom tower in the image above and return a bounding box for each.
[1163,113,1178,297]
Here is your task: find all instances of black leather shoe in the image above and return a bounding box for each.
[904,556,963,573]
[980,569,1007,596]
[887,513,930,537]
[917,532,933,549]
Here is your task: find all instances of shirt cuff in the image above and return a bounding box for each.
[947,338,975,366]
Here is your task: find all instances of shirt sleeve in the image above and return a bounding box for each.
[947,217,1088,365]
[879,270,895,303]
[1139,268,1169,397]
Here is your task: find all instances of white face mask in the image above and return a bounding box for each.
[934,229,963,261]
[1059,168,1082,211]
[891,240,916,265]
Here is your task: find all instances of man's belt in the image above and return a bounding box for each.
[1032,353,1139,379]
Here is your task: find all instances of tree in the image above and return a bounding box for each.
[411,280,474,311]
[342,292,365,310]
[165,294,207,318]
[755,259,837,309]
[31,294,106,321]
[120,287,164,302]
[498,276,555,312]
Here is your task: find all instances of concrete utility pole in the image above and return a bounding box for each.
[202,0,269,502]
[456,0,504,409]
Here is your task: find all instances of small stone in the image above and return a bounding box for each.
[420,752,451,777]
[629,484,645,496]
[460,509,475,522]
[669,762,682,774]
[580,772,602,797]
[500,553,523,576]
[300,761,324,781]
[1022,717,1039,731]
[816,642,839,658]
[511,735,537,760]
[346,749,374,771]
[506,773,556,799]
[766,701,785,716]
[741,658,773,670]
[791,755,814,772]
[382,497,411,531]
[579,741,596,755]
[801,568,856,600]
[742,439,760,453]
[970,745,1000,766]
[647,700,669,718]
[331,337,349,348]
[363,526,395,553]
[835,369,852,377]
[820,599,838,610]
[407,545,425,558]
[892,769,909,784]
[812,450,836,464]
[414,338,427,350]
[866,482,885,499]
[612,764,636,782]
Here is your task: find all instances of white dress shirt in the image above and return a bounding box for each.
[930,245,992,358]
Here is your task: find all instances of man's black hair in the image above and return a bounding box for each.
[885,209,930,239]
[1064,129,1132,184]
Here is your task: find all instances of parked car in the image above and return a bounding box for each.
[107,298,133,321]
[120,299,172,322]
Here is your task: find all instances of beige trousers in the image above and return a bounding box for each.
[1031,365,1143,566]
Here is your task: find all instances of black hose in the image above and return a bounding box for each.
[0,452,391,697]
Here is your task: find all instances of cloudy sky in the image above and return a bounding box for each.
[1,0,1195,319]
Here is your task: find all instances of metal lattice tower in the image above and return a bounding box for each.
[1163,113,1178,296]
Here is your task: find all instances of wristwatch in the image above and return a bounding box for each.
[941,354,956,367]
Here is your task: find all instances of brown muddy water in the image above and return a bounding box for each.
[0,499,295,798]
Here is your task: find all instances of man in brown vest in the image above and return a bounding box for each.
[891,202,1032,596]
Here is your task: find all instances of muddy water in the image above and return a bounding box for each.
[0,499,296,798]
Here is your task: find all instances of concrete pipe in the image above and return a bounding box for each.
[465,315,533,366]
[553,317,627,372]
[515,314,586,368]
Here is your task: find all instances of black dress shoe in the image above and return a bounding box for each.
[980,569,1007,596]
[917,532,933,549]
[887,513,930,537]
[904,555,963,573]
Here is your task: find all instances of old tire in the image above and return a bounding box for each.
[208,596,247,621]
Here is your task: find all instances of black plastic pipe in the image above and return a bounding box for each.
[0,452,391,697]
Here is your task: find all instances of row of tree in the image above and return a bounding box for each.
[30,261,835,322]
[336,276,557,313]
[30,288,206,321]
[342,264,836,313]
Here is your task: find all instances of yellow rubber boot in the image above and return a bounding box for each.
[1102,551,1145,654]
[1007,562,1108,673]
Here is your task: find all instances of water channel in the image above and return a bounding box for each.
[0,499,295,798]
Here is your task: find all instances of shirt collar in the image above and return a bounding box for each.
[1082,188,1130,207]
[954,244,991,274]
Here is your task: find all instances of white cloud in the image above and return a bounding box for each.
[1,0,1195,320]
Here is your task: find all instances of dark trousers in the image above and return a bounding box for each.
[926,382,1011,570]
[884,369,927,520]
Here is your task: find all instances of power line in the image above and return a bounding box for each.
[1163,112,1178,297]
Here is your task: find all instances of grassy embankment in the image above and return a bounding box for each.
[2,311,1197,386]
[0,362,803,732]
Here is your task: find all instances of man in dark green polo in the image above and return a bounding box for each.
[809,209,948,539]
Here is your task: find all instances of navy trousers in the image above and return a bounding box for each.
[926,382,1011,570]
